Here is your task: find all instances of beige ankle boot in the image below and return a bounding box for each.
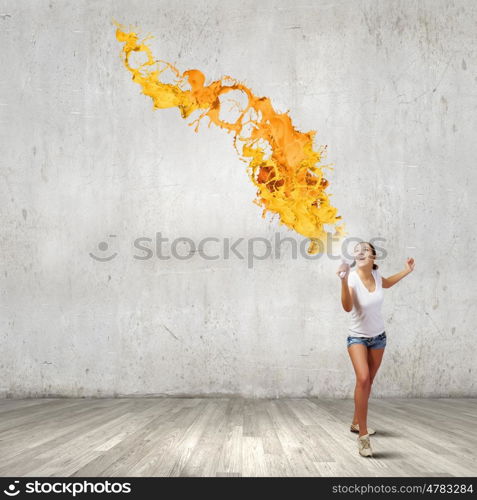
[357,433,373,457]
[350,423,376,435]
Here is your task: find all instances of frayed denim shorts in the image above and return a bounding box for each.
[347,331,386,350]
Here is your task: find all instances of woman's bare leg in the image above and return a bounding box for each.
[352,347,385,425]
[348,344,371,436]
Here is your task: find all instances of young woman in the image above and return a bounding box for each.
[337,241,415,457]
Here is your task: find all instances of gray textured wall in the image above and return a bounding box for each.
[1,0,476,398]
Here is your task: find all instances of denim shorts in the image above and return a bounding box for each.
[347,331,386,349]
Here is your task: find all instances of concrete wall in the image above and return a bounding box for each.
[1,0,476,398]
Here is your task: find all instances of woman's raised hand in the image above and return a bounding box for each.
[337,261,350,280]
[405,257,415,273]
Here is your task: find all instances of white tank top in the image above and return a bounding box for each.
[347,269,385,337]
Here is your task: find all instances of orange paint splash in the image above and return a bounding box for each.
[114,22,345,252]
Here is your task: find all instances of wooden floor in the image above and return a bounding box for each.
[0,397,475,477]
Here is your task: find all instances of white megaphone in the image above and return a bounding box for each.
[338,258,352,278]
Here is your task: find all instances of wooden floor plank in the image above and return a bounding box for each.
[0,397,475,477]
